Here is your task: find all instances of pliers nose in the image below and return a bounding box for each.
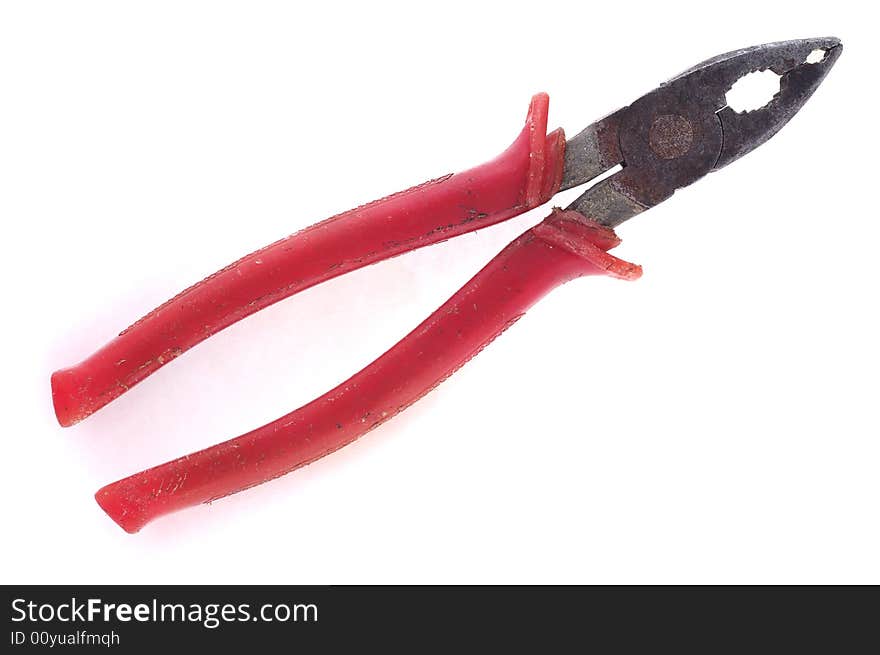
[51,39,842,532]
[701,37,842,168]
[564,37,843,225]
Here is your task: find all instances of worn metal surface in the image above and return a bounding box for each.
[559,110,624,191]
[560,37,842,227]
[568,176,646,225]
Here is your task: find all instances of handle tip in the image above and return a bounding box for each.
[95,485,148,534]
[51,368,85,427]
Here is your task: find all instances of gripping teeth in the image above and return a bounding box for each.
[805,48,828,64]
[724,68,782,113]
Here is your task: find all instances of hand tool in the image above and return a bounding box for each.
[51,38,841,532]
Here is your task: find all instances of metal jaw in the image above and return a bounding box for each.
[560,37,842,227]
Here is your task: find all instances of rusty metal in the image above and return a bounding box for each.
[560,110,624,191]
[559,37,842,227]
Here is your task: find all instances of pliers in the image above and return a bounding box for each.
[52,37,842,532]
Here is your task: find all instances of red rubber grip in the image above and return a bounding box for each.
[52,94,565,427]
[95,210,641,533]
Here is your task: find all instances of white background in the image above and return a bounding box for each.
[1,1,877,584]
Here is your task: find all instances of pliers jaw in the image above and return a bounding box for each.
[710,37,842,168]
[561,37,842,227]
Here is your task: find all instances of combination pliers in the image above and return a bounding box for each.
[51,37,842,532]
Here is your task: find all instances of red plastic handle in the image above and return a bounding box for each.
[52,94,565,427]
[95,209,641,532]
